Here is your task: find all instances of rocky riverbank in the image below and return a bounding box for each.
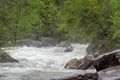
[55,49,120,80]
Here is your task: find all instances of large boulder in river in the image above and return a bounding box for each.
[93,49,120,71]
[64,58,83,69]
[0,51,18,63]
[64,55,94,70]
[77,55,94,70]
[56,41,73,52]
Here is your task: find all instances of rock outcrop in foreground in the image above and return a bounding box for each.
[99,65,120,80]
[52,70,98,80]
[93,49,120,71]
[54,49,120,80]
[0,51,18,63]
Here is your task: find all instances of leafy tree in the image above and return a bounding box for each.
[0,0,120,54]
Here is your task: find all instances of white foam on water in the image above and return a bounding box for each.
[1,43,88,74]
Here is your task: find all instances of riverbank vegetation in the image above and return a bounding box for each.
[0,0,120,53]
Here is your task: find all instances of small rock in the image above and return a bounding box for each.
[57,41,73,52]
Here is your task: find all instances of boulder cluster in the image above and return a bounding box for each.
[54,49,120,80]
[1,38,120,80]
[16,39,73,52]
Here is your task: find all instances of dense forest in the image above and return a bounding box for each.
[0,0,120,53]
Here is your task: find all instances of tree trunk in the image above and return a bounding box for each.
[35,9,41,40]
[14,2,20,43]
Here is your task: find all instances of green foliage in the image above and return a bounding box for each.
[0,0,120,53]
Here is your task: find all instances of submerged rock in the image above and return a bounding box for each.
[0,51,18,63]
[57,41,73,52]
[93,49,120,71]
[64,55,94,70]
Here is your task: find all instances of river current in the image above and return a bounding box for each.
[0,44,88,80]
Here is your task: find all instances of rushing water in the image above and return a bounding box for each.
[0,44,88,80]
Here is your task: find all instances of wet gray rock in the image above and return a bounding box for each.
[40,37,58,46]
[98,65,120,80]
[0,51,18,63]
[57,41,73,52]
[52,70,98,80]
[16,38,57,47]
[93,49,120,71]
[16,39,41,47]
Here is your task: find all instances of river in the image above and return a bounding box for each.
[0,44,88,80]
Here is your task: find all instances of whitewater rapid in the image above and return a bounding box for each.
[0,44,88,80]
